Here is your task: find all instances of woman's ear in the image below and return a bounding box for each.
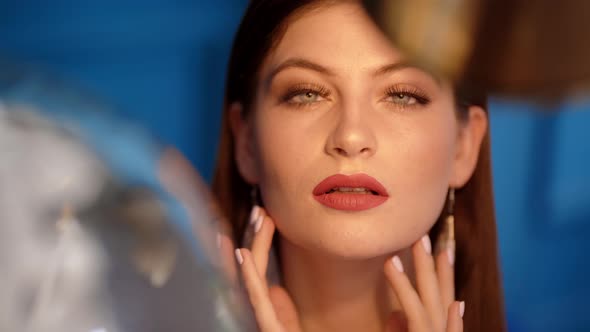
[449,105,488,188]
[229,102,259,184]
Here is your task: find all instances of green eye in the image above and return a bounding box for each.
[291,91,321,104]
[383,86,430,107]
[389,93,417,105]
[281,83,331,108]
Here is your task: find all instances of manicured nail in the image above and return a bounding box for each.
[216,232,222,249]
[249,205,260,225]
[447,247,455,266]
[421,235,432,255]
[391,256,404,273]
[234,248,243,265]
[254,215,264,233]
[459,301,465,318]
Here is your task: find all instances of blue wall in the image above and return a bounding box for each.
[0,0,246,179]
[1,1,589,330]
[490,99,590,331]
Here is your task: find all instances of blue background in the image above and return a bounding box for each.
[1,1,589,330]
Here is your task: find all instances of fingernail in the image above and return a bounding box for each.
[254,215,264,233]
[391,255,404,273]
[216,232,222,249]
[234,248,243,265]
[459,301,465,318]
[447,247,455,266]
[421,235,432,255]
[249,205,260,225]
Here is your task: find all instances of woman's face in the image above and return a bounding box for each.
[233,2,486,259]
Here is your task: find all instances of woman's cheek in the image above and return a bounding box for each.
[386,122,456,221]
[255,112,311,198]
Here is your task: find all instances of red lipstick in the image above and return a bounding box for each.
[312,174,389,211]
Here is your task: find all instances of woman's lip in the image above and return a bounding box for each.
[312,173,389,197]
[313,192,388,211]
[312,174,389,211]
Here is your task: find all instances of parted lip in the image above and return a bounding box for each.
[312,173,389,196]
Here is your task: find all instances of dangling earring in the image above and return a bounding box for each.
[436,187,455,258]
[250,185,260,207]
[243,185,262,246]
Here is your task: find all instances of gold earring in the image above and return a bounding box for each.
[251,185,260,207]
[436,188,455,255]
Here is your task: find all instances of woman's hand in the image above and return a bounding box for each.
[235,205,464,332]
[235,207,303,332]
[384,235,464,332]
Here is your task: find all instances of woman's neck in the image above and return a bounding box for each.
[279,238,411,332]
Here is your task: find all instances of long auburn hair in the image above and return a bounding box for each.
[212,1,506,331]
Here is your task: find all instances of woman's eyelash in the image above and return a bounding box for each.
[278,84,430,109]
[280,84,331,105]
[384,86,431,105]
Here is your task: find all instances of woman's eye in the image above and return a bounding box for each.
[382,85,430,107]
[288,90,324,104]
[386,93,418,106]
[280,83,329,106]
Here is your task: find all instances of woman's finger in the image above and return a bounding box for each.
[250,207,276,281]
[384,255,431,331]
[435,241,455,312]
[412,235,445,331]
[235,248,285,332]
[445,301,465,332]
[269,286,303,332]
[217,231,238,286]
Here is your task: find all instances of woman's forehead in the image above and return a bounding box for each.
[262,2,404,77]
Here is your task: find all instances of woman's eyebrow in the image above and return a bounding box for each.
[373,62,415,76]
[264,57,335,88]
[264,57,440,88]
[374,62,441,86]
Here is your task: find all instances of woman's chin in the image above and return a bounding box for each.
[284,231,407,261]
[274,211,426,259]
[317,240,402,260]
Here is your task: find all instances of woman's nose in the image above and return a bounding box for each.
[325,105,377,159]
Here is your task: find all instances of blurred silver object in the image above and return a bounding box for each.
[0,100,254,332]
[363,0,590,100]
